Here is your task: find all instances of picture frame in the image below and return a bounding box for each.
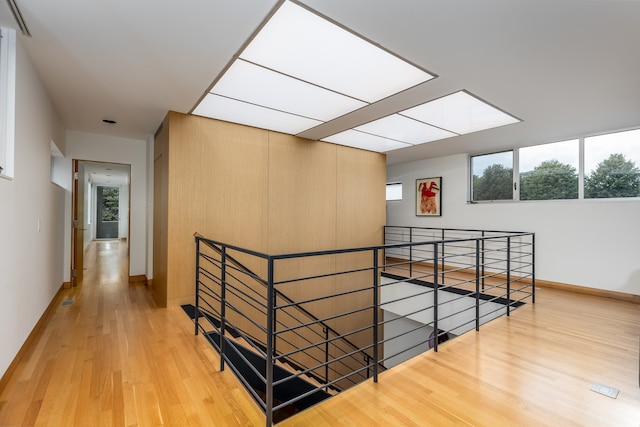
[416,177,442,216]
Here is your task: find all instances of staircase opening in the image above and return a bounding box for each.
[188,227,535,425]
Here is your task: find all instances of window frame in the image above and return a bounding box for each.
[0,27,17,180]
[386,181,403,201]
[468,127,640,203]
[469,150,515,202]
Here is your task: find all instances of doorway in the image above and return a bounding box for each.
[71,160,131,286]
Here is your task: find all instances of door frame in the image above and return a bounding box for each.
[70,159,132,286]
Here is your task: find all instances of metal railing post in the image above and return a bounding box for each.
[219,245,226,372]
[409,228,413,277]
[506,237,511,317]
[195,237,200,336]
[265,256,275,427]
[481,231,486,291]
[365,355,371,379]
[433,243,439,352]
[323,327,329,390]
[531,234,536,304]
[475,239,480,332]
[441,229,445,286]
[373,248,380,383]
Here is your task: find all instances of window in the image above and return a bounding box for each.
[386,182,402,201]
[469,128,640,202]
[584,129,640,199]
[470,151,513,201]
[100,187,120,221]
[0,27,16,178]
[519,139,578,200]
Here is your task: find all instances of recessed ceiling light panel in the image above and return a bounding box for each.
[401,91,520,135]
[240,1,434,103]
[322,129,412,152]
[193,94,323,135]
[212,60,367,121]
[355,114,457,145]
[192,2,520,154]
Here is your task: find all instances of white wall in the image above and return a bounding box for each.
[146,135,154,280]
[63,132,149,279]
[387,154,640,295]
[118,183,129,239]
[0,38,66,379]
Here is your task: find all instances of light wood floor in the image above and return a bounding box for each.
[1,240,638,426]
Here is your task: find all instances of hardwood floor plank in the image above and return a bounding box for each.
[0,239,638,426]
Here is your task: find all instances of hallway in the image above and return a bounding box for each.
[0,240,263,426]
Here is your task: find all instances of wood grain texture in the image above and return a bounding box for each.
[280,286,640,427]
[0,240,263,427]
[153,113,387,332]
[2,239,638,426]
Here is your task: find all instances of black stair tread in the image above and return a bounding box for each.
[180,304,242,338]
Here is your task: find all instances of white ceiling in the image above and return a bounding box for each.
[82,161,130,187]
[2,0,639,166]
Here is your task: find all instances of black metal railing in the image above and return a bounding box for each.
[193,226,535,426]
[194,235,377,393]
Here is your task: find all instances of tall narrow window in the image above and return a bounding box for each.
[0,27,16,178]
[96,186,120,239]
[584,129,640,199]
[519,140,579,200]
[470,151,513,201]
[101,187,119,221]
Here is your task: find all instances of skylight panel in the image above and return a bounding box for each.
[191,2,520,153]
[211,60,367,122]
[354,114,457,145]
[322,129,412,152]
[401,91,520,135]
[239,1,434,103]
[193,94,323,135]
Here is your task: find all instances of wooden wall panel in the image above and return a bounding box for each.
[266,132,338,254]
[266,133,338,361]
[152,117,169,307]
[334,146,386,348]
[165,112,269,306]
[335,145,386,248]
[154,113,386,320]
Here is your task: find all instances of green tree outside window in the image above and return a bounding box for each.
[584,153,640,198]
[473,164,513,201]
[520,160,578,200]
[101,187,119,221]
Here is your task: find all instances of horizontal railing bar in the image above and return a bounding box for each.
[384,225,531,236]
[275,324,375,362]
[273,344,375,388]
[275,285,373,311]
[272,364,373,412]
[378,337,436,364]
[220,280,266,307]
[271,234,533,261]
[272,265,375,286]
[196,234,271,260]
[222,301,268,335]
[272,353,362,389]
[378,321,435,348]
[274,304,374,336]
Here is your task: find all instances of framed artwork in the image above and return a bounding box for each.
[416,177,442,216]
